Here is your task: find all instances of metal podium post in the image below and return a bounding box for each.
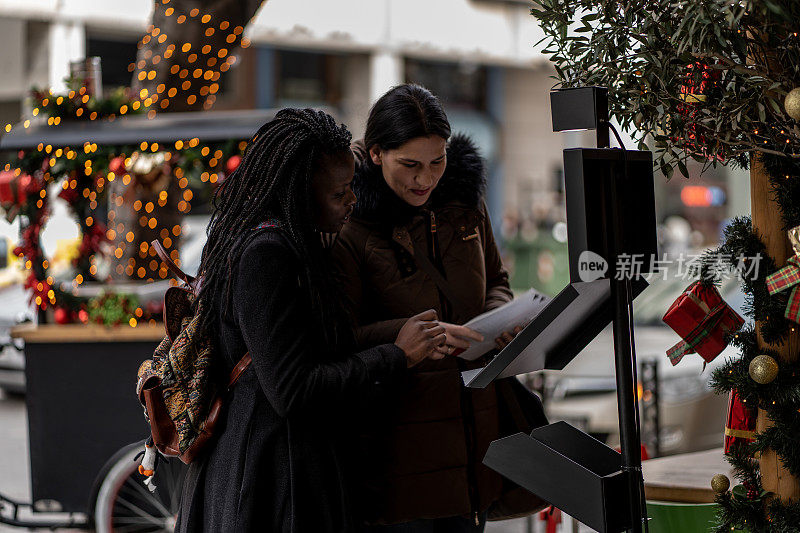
[609,240,646,533]
[602,107,645,533]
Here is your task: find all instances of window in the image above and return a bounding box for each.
[275,50,341,107]
[405,58,487,111]
[86,38,138,90]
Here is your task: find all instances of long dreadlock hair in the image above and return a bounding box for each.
[196,108,352,347]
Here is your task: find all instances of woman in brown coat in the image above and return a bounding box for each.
[332,84,546,532]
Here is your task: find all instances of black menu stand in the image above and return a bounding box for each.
[465,87,657,533]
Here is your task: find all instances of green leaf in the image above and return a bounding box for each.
[767,98,782,114]
[677,158,689,179]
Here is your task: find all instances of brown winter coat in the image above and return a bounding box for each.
[331,135,546,525]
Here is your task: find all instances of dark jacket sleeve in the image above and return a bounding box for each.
[480,201,514,311]
[234,234,407,417]
[355,319,407,349]
[330,225,408,348]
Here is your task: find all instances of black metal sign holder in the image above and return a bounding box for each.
[465,87,655,532]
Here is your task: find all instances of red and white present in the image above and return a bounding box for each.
[662,281,744,365]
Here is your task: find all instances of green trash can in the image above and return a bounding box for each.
[646,501,744,533]
[504,235,569,297]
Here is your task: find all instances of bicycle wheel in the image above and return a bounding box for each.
[94,444,187,533]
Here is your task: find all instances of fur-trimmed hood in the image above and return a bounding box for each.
[351,133,487,227]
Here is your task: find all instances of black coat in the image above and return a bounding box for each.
[176,230,407,533]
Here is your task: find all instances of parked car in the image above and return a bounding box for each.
[542,275,746,456]
[542,325,732,455]
[0,284,32,395]
[0,342,25,395]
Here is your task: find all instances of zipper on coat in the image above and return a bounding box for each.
[427,211,451,320]
[429,210,480,519]
[457,359,480,524]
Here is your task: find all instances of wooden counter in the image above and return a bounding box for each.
[643,448,731,503]
[11,322,165,343]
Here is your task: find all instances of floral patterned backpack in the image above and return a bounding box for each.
[134,224,279,487]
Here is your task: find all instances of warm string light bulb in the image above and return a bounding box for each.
[129,0,247,115]
[12,134,243,296]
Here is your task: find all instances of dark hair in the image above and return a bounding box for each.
[196,108,352,345]
[364,84,451,151]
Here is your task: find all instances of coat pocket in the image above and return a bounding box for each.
[461,225,481,242]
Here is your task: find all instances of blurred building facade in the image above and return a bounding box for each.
[0,0,750,293]
[0,0,568,232]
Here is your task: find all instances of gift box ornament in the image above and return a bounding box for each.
[663,281,745,365]
[765,225,800,325]
[0,170,30,205]
[724,390,756,454]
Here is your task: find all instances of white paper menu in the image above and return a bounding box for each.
[456,288,550,361]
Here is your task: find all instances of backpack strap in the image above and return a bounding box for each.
[254,220,281,231]
[228,353,252,387]
[151,240,196,286]
[253,220,305,261]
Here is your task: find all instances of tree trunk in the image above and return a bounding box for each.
[112,1,264,282]
[131,0,264,112]
[750,153,800,502]
[108,162,184,282]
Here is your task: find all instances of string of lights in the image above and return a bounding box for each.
[0,0,264,325]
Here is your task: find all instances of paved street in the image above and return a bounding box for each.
[0,390,42,533]
[0,390,586,533]
[0,391,28,504]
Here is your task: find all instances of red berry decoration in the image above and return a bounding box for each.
[54,307,71,324]
[58,184,79,204]
[78,309,89,324]
[226,155,241,174]
[108,156,126,175]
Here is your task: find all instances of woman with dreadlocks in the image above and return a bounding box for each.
[176,108,446,533]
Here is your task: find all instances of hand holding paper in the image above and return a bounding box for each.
[454,289,550,361]
[435,322,484,356]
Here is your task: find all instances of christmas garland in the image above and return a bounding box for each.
[2,86,245,321]
[714,446,800,532]
[86,291,142,327]
[711,328,800,478]
[762,155,800,231]
[697,216,794,345]
[30,80,145,123]
[694,153,800,532]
